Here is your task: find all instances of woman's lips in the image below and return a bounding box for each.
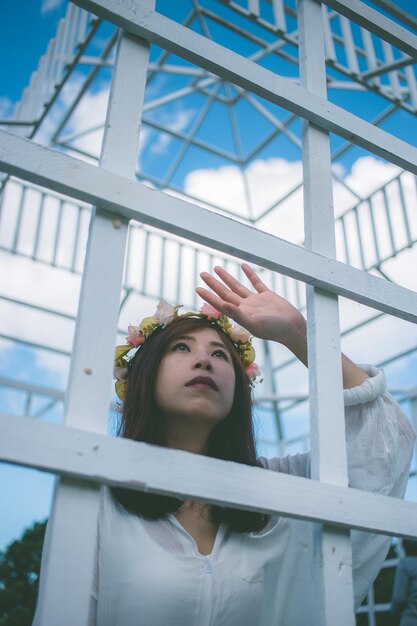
[185,376,218,391]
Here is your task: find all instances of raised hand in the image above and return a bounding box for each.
[196,264,307,351]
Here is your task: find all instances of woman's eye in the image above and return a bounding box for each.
[172,342,190,352]
[213,349,228,360]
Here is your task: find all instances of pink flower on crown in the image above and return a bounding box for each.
[200,303,221,319]
[245,362,261,381]
[126,325,145,348]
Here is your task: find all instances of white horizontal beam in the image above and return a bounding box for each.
[2,413,417,538]
[1,130,417,323]
[0,376,65,399]
[322,0,417,60]
[70,0,417,175]
[370,0,417,33]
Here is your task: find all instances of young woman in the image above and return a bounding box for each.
[34,264,415,625]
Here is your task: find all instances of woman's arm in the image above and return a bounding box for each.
[196,263,368,389]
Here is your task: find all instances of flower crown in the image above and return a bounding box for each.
[114,300,261,400]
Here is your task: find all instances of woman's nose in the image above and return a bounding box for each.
[194,356,213,371]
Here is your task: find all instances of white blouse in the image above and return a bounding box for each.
[34,366,416,626]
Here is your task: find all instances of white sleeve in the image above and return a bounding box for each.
[261,365,415,495]
[258,451,310,477]
[344,365,415,496]
[343,365,415,608]
[260,365,415,608]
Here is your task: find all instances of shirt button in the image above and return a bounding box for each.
[203,560,212,573]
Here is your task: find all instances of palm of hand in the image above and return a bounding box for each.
[196,264,306,346]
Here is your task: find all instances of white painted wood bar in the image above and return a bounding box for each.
[1,130,417,323]
[3,413,417,539]
[33,24,154,626]
[69,0,417,174]
[299,1,354,623]
[323,0,417,59]
[300,0,348,485]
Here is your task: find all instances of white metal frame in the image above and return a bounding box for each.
[1,0,417,624]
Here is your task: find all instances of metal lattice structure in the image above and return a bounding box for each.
[1,0,417,623]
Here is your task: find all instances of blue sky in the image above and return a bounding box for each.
[1,0,417,552]
[0,1,67,114]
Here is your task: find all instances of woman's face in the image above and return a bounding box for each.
[154,326,236,426]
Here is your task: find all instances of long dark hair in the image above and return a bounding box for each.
[111,317,270,533]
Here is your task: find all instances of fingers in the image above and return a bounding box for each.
[213,266,253,298]
[195,286,229,313]
[241,263,269,293]
[199,270,242,305]
[198,264,269,309]
[195,287,242,321]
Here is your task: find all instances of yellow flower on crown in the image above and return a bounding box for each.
[140,316,159,336]
[113,299,261,400]
[239,342,256,368]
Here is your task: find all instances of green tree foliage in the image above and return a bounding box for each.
[0,520,47,626]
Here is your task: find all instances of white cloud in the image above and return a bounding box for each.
[343,156,400,198]
[35,73,88,147]
[185,164,250,217]
[184,158,305,226]
[184,156,395,242]
[146,106,196,156]
[0,250,80,381]
[0,96,14,118]
[41,0,64,15]
[67,87,109,156]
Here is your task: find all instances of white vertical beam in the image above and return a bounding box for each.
[411,397,417,454]
[340,16,360,75]
[367,583,377,626]
[381,41,402,101]
[298,1,355,625]
[322,5,336,63]
[34,8,154,624]
[272,0,287,33]
[405,65,417,110]
[248,0,260,17]
[362,29,381,88]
